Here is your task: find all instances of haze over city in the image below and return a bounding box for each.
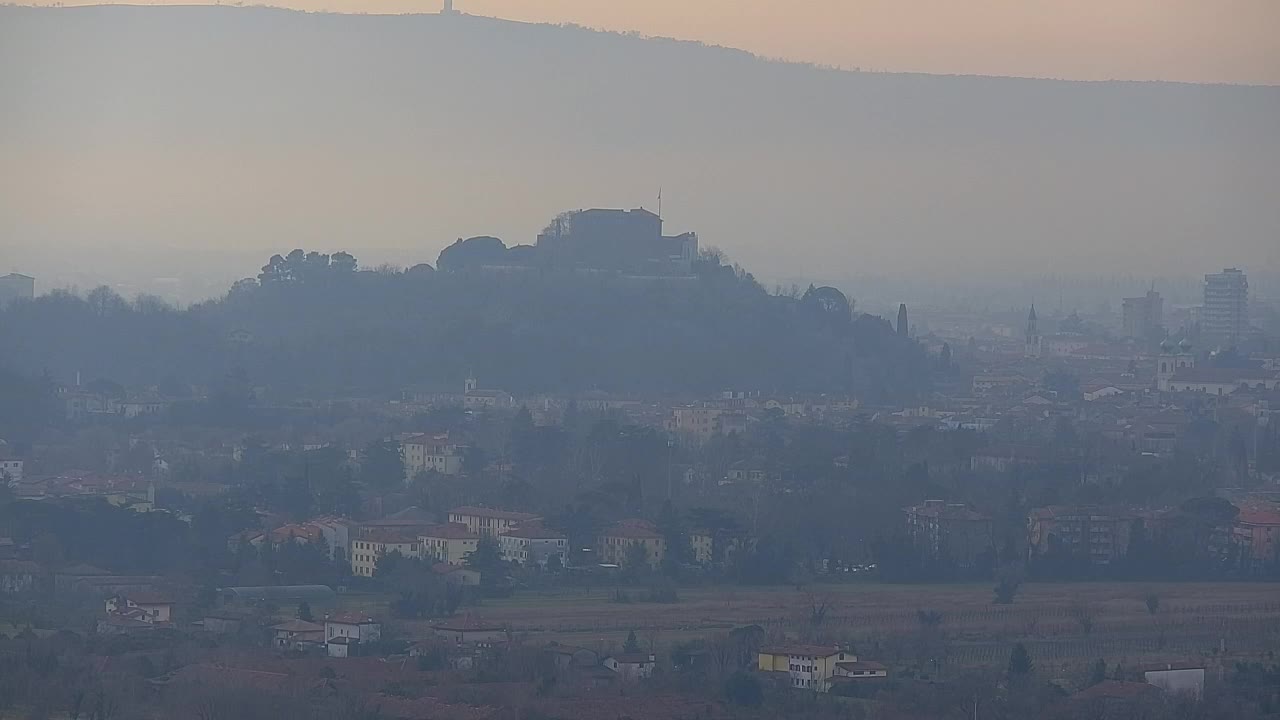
[2,0,1278,303]
[4,4,1280,719]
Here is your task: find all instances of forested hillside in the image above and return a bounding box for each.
[0,252,927,399]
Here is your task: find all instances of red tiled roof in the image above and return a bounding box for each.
[1237,507,1280,526]
[269,523,323,543]
[271,619,324,632]
[609,653,656,664]
[761,645,843,658]
[602,523,663,540]
[500,525,565,540]
[837,660,887,672]
[449,506,541,522]
[363,529,420,544]
[420,523,480,540]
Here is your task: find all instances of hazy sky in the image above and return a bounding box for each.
[42,0,1280,85]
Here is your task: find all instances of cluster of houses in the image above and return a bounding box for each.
[4,470,156,510]
[904,491,1280,570]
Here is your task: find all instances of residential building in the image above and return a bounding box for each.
[349,531,419,578]
[689,531,714,565]
[271,619,325,650]
[544,642,599,671]
[831,660,889,682]
[402,433,464,479]
[360,506,437,538]
[1203,268,1249,348]
[758,645,858,692]
[597,520,665,569]
[462,376,514,410]
[498,525,567,567]
[1230,506,1280,571]
[312,517,354,561]
[105,592,174,625]
[0,560,39,594]
[1122,290,1163,340]
[1161,367,1280,396]
[971,373,1027,396]
[0,273,34,307]
[419,523,480,566]
[324,613,381,657]
[0,457,23,483]
[1027,506,1136,565]
[603,653,657,681]
[903,500,993,568]
[669,405,723,443]
[1143,665,1205,699]
[448,506,541,538]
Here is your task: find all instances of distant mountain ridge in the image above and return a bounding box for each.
[1,4,1277,290]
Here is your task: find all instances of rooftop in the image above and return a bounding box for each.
[450,506,541,522]
[420,523,480,540]
[500,524,565,540]
[760,645,844,658]
[271,619,325,633]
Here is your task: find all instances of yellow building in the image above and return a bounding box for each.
[350,531,420,578]
[419,523,480,566]
[758,645,858,692]
[598,521,665,569]
[448,506,541,538]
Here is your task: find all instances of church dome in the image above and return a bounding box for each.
[1159,339,1173,353]
[1178,338,1193,351]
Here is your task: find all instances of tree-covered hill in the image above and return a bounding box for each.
[0,251,928,399]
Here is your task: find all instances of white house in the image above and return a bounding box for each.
[325,613,381,657]
[105,592,174,624]
[0,458,23,484]
[603,653,656,682]
[1144,665,1205,699]
[499,525,567,567]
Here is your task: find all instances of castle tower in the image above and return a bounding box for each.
[1024,305,1042,359]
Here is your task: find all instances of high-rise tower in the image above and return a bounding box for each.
[1202,268,1248,348]
[896,303,909,337]
[1024,305,1042,359]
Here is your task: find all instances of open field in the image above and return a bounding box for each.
[393,581,1280,673]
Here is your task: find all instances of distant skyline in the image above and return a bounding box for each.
[30,0,1280,85]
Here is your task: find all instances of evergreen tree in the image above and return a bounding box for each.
[360,439,405,489]
[1088,658,1107,686]
[623,629,641,654]
[1008,643,1033,678]
[297,600,314,622]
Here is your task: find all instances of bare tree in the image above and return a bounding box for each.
[1069,600,1095,636]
